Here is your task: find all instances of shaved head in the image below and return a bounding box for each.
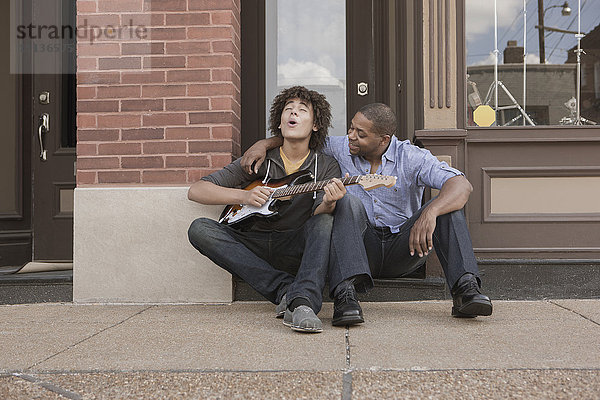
[357,103,397,137]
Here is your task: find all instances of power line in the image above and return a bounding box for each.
[547,0,589,61]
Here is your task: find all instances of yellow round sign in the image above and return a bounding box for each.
[473,105,496,127]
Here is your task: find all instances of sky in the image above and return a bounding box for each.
[273,0,346,86]
[466,0,600,66]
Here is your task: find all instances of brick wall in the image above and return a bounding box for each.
[76,0,241,186]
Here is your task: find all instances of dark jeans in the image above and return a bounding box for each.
[331,195,480,292]
[188,213,334,313]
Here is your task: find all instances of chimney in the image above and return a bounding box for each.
[503,40,524,64]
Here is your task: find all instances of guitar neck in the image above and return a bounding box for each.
[272,176,361,199]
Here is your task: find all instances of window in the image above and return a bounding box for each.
[466,0,600,127]
[265,0,347,135]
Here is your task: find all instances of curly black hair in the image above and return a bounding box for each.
[268,86,332,150]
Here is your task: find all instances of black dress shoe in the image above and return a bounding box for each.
[332,280,364,326]
[451,274,493,318]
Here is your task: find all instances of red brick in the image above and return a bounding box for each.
[211,11,234,25]
[78,129,120,142]
[121,71,166,84]
[122,13,164,26]
[211,68,240,85]
[143,56,186,69]
[122,128,165,140]
[165,13,210,26]
[165,127,210,140]
[77,143,97,156]
[77,100,119,113]
[165,41,210,54]
[97,114,141,128]
[77,171,96,185]
[122,42,165,55]
[166,155,209,168]
[211,126,233,139]
[165,98,209,111]
[142,113,187,126]
[189,140,232,153]
[210,154,233,168]
[212,40,239,54]
[148,27,187,40]
[98,0,143,12]
[142,84,186,97]
[97,85,141,99]
[188,55,236,69]
[77,1,96,13]
[77,114,97,128]
[77,57,97,71]
[78,72,120,84]
[167,69,210,83]
[189,111,235,124]
[78,43,120,56]
[121,99,164,112]
[143,0,186,11]
[143,141,187,154]
[77,157,120,169]
[210,97,239,112]
[99,57,141,70]
[187,169,215,182]
[122,156,164,169]
[78,14,121,26]
[98,171,141,183]
[188,27,233,40]
[142,170,186,183]
[189,0,237,11]
[98,142,142,155]
[187,83,237,97]
[77,86,97,99]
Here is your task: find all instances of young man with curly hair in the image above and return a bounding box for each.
[188,86,351,333]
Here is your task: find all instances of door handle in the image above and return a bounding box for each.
[38,113,49,161]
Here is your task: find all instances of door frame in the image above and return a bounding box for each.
[240,0,424,152]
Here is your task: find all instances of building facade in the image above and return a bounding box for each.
[1,0,599,302]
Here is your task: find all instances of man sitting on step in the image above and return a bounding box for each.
[241,102,493,325]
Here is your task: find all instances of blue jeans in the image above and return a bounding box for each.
[188,213,334,313]
[330,195,480,292]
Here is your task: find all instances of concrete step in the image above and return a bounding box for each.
[0,270,73,305]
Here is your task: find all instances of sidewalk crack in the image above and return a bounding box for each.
[342,326,353,399]
[345,327,351,368]
[25,305,155,371]
[13,373,82,400]
[549,301,600,327]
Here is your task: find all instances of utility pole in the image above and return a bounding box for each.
[537,0,546,63]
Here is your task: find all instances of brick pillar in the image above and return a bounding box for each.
[74,0,241,303]
[76,0,241,186]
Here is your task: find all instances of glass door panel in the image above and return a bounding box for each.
[265,0,347,136]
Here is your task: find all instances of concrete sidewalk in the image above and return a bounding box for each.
[1,300,599,399]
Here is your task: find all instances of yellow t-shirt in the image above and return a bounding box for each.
[280,148,310,175]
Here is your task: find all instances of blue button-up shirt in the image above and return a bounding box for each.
[322,135,463,233]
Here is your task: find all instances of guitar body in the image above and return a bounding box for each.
[219,170,314,227]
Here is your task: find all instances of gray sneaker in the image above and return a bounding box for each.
[275,294,287,318]
[283,305,323,333]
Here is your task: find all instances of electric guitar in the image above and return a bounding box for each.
[219,169,397,227]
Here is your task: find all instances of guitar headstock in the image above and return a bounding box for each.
[357,175,397,191]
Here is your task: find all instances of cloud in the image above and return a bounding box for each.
[275,0,346,78]
[525,53,541,64]
[466,0,523,42]
[473,52,498,66]
[277,58,345,87]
